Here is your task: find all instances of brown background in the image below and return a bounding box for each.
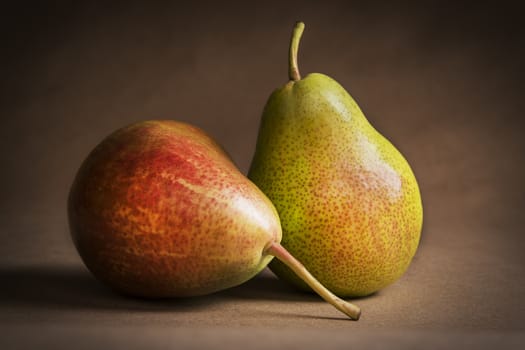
[1,1,524,348]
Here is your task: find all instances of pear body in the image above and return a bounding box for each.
[69,120,281,297]
[249,73,422,297]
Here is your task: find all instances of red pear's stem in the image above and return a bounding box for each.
[288,21,305,81]
[266,242,361,320]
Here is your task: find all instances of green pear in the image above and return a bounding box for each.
[69,120,360,319]
[249,22,423,297]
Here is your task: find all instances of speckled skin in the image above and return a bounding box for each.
[249,73,423,297]
[69,120,281,297]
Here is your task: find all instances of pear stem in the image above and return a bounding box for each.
[288,21,305,81]
[266,242,361,320]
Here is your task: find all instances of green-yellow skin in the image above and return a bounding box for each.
[249,73,423,297]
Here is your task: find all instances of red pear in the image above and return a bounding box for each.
[68,120,360,319]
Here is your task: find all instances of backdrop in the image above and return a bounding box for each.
[1,1,524,348]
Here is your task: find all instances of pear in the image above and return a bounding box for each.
[249,22,423,297]
[69,120,360,319]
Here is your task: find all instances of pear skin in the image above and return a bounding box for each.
[249,22,423,297]
[69,120,281,297]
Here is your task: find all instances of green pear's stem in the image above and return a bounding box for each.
[288,21,305,81]
[266,242,361,320]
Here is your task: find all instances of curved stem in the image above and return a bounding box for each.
[266,242,361,320]
[288,21,305,81]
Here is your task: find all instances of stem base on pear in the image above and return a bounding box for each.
[266,242,361,320]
